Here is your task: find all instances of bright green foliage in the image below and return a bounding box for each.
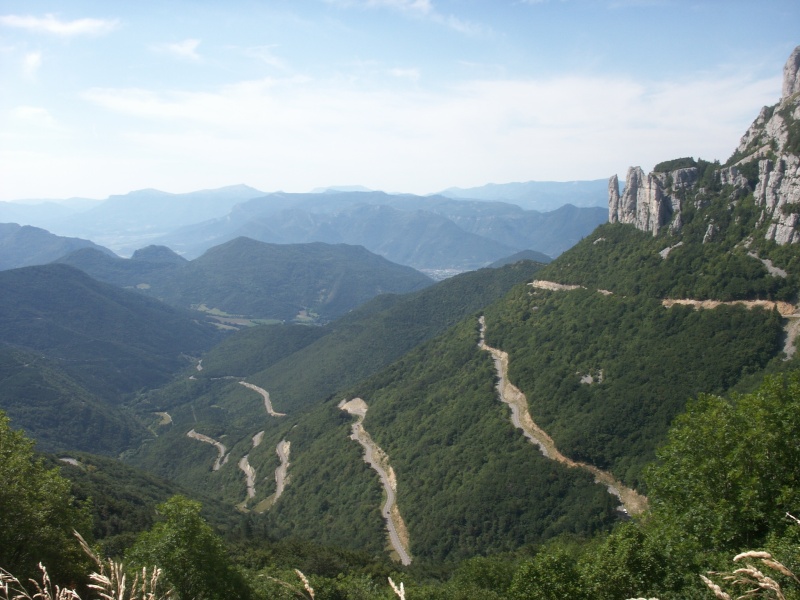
[509,545,585,600]
[484,286,783,486]
[351,318,618,563]
[579,523,672,600]
[653,156,698,172]
[539,221,795,302]
[646,372,800,552]
[128,261,546,509]
[0,349,148,455]
[58,452,243,559]
[0,411,92,586]
[126,495,252,600]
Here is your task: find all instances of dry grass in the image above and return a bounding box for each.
[701,515,800,600]
[388,577,405,599]
[0,533,171,600]
[1,563,81,600]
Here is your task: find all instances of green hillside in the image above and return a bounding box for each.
[51,451,245,558]
[5,46,800,600]
[0,264,220,454]
[0,349,148,454]
[249,317,616,564]
[125,260,546,504]
[60,237,434,323]
[124,165,800,566]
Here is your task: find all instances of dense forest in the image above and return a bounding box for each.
[4,368,800,599]
[5,48,800,599]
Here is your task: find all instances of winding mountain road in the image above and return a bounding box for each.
[186,429,229,471]
[478,316,648,516]
[240,381,286,417]
[237,431,265,503]
[533,278,800,362]
[339,398,412,566]
[239,456,256,499]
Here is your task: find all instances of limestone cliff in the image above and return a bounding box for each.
[608,166,695,236]
[609,45,800,243]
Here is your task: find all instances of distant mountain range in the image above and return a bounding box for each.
[0,181,608,268]
[0,223,113,270]
[151,191,604,268]
[438,179,608,211]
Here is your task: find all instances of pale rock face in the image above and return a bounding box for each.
[672,167,699,189]
[719,166,748,189]
[761,155,800,244]
[702,222,718,244]
[766,113,789,151]
[736,106,772,156]
[609,46,800,244]
[609,167,657,232]
[783,45,800,100]
[751,47,800,245]
[608,166,692,236]
[608,174,621,223]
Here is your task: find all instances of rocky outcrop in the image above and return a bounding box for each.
[608,166,694,236]
[609,46,800,244]
[759,156,800,244]
[783,46,800,100]
[743,45,800,245]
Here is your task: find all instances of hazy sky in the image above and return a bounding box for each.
[1,0,798,201]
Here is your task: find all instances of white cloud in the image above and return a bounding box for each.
[389,67,420,81]
[0,13,118,36]
[22,51,42,78]
[158,39,202,61]
[324,0,487,34]
[325,0,433,15]
[13,106,57,127]
[78,70,780,194]
[243,45,288,70]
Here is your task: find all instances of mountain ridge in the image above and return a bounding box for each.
[58,237,434,323]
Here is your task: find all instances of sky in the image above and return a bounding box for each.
[1,0,799,202]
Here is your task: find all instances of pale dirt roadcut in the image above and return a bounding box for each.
[239,456,256,499]
[478,316,648,516]
[239,382,286,417]
[339,398,412,566]
[186,429,229,471]
[253,439,292,513]
[533,279,800,362]
[662,298,800,360]
[238,431,265,503]
[274,440,291,499]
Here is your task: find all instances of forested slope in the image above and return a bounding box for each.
[125,261,547,511]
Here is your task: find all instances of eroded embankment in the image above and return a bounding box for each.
[532,279,800,361]
[239,381,287,417]
[251,438,292,513]
[239,456,256,499]
[238,431,265,504]
[339,398,412,566]
[186,429,229,471]
[478,316,648,516]
[274,440,291,499]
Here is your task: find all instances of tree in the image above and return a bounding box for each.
[126,495,252,600]
[0,410,92,586]
[509,544,586,600]
[645,373,800,553]
[579,522,671,600]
